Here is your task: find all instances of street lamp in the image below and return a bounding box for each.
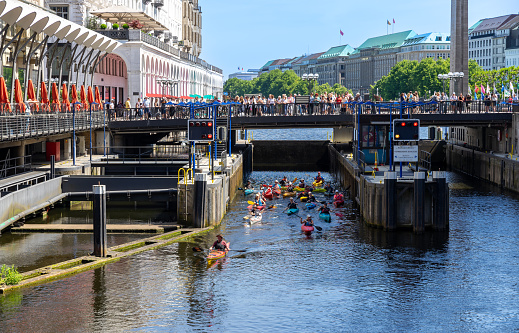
[438,74,449,94]
[447,71,464,95]
[302,73,319,95]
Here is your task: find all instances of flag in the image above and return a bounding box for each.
[340,30,344,36]
[487,83,490,95]
[502,84,504,92]
[481,84,485,94]
[387,20,391,25]
[238,67,240,70]
[510,81,514,95]
[475,84,478,94]
[393,18,395,24]
[468,85,472,96]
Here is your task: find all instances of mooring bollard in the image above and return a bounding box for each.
[50,155,55,179]
[413,172,425,233]
[384,171,397,230]
[433,171,447,230]
[193,173,207,228]
[93,185,107,257]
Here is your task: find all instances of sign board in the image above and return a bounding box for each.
[295,95,311,104]
[393,145,418,162]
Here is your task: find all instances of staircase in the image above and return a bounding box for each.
[214,117,229,158]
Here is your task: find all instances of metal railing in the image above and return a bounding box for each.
[0,154,32,178]
[91,145,209,163]
[419,150,432,171]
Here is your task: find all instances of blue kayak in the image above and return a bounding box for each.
[305,202,316,210]
[286,208,299,216]
[244,189,255,196]
[319,212,331,222]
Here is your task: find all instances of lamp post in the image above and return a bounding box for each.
[447,71,464,96]
[437,74,449,95]
[302,73,319,95]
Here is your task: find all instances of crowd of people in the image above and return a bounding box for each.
[100,90,519,121]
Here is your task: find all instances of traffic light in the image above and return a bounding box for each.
[188,119,214,141]
[393,119,420,141]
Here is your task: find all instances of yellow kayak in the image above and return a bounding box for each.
[300,196,308,202]
[283,192,296,197]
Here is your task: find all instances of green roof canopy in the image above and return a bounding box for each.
[318,45,355,60]
[352,30,417,54]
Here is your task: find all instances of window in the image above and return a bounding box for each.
[49,5,69,19]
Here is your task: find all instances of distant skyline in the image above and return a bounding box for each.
[200,0,518,79]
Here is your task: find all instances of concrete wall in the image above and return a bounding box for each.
[252,140,330,171]
[0,178,63,232]
[446,144,519,193]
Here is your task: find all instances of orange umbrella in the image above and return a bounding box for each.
[27,79,38,111]
[94,86,102,106]
[0,77,10,112]
[40,81,49,104]
[51,82,60,111]
[80,85,87,108]
[87,86,94,105]
[61,83,70,111]
[71,84,79,110]
[14,79,25,113]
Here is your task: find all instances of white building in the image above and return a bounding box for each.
[46,0,222,104]
[469,14,519,70]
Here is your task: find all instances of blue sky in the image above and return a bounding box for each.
[200,0,518,79]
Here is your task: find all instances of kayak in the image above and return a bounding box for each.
[294,187,305,192]
[249,213,262,224]
[319,212,331,222]
[312,180,323,187]
[248,204,265,211]
[286,208,299,215]
[301,224,314,234]
[273,189,281,196]
[333,200,344,208]
[305,202,316,210]
[244,189,255,195]
[207,250,228,261]
[299,196,308,202]
[263,189,273,200]
[312,188,326,193]
[283,192,296,197]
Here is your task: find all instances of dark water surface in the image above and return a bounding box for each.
[1,171,519,332]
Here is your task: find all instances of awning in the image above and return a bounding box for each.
[0,0,120,53]
[90,6,168,31]
[146,93,176,99]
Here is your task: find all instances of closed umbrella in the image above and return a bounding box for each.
[51,82,60,111]
[62,84,70,112]
[0,77,10,113]
[87,86,94,105]
[14,79,25,113]
[40,81,49,112]
[94,86,102,107]
[80,85,87,108]
[27,79,38,111]
[70,84,78,105]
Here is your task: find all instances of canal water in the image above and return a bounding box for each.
[1,170,519,332]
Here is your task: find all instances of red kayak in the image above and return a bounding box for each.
[263,188,273,200]
[333,200,344,208]
[248,204,265,211]
[273,189,281,197]
[301,224,314,235]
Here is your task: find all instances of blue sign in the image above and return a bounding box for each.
[223,92,228,96]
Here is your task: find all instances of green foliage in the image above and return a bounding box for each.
[122,24,130,29]
[223,69,352,97]
[0,265,22,286]
[112,23,119,29]
[99,24,107,30]
[86,16,99,30]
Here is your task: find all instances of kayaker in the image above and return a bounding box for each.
[286,197,298,210]
[318,202,330,214]
[210,234,230,251]
[300,215,314,227]
[314,172,324,184]
[334,190,344,203]
[306,191,317,202]
[255,193,265,206]
[286,183,295,192]
[279,176,288,186]
[324,182,333,193]
[298,179,305,188]
[250,205,260,216]
[245,180,254,190]
[273,180,281,191]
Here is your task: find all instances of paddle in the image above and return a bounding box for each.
[193,246,246,253]
[248,201,255,205]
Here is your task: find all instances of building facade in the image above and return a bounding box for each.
[45,0,222,104]
[468,14,519,70]
[316,45,354,87]
[397,33,451,62]
[228,70,259,81]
